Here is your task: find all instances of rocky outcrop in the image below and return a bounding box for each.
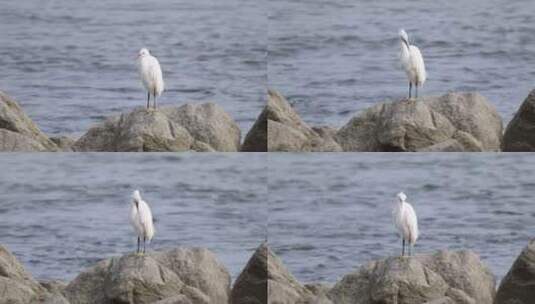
[0,245,69,304]
[50,136,75,152]
[64,248,231,304]
[231,243,268,304]
[336,92,503,152]
[495,239,535,304]
[328,250,495,304]
[267,90,343,152]
[0,91,58,151]
[503,90,535,151]
[241,107,267,152]
[73,103,241,152]
[266,244,330,304]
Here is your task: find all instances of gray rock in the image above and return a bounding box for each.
[50,136,76,152]
[241,107,267,152]
[74,103,240,152]
[336,93,502,152]
[328,250,495,304]
[267,90,342,152]
[0,91,58,151]
[495,239,535,304]
[503,90,535,151]
[0,245,58,304]
[231,243,267,304]
[266,244,319,304]
[64,248,231,304]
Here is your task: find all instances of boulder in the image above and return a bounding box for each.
[495,239,535,304]
[0,91,58,151]
[328,250,495,304]
[231,243,268,304]
[266,244,321,304]
[241,107,267,152]
[267,90,342,152]
[336,92,503,152]
[64,248,231,304]
[503,90,535,151]
[0,245,62,304]
[50,136,76,152]
[73,103,241,152]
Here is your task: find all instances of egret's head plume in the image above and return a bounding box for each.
[138,48,150,58]
[399,29,409,44]
[397,192,407,202]
[132,190,142,202]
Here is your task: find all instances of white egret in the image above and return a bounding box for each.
[129,190,155,254]
[137,48,164,109]
[392,192,419,256]
[399,29,426,99]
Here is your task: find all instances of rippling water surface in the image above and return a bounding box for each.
[0,153,267,281]
[0,0,266,137]
[269,154,535,284]
[269,0,535,127]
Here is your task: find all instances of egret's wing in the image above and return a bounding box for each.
[404,203,419,242]
[138,200,155,240]
[409,46,426,84]
[148,57,164,94]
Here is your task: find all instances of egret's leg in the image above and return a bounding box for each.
[408,244,412,256]
[415,85,418,98]
[153,89,157,109]
[137,237,140,254]
[409,83,412,99]
[147,92,150,109]
[143,236,146,254]
[402,239,405,256]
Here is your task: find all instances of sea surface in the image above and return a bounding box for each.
[0,153,267,281]
[269,0,535,127]
[0,0,266,138]
[268,153,535,284]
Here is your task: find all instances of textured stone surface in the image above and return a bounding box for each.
[328,250,495,304]
[336,93,502,152]
[495,239,535,304]
[64,248,231,304]
[503,90,535,151]
[267,90,342,152]
[74,103,240,152]
[231,243,268,304]
[0,91,58,151]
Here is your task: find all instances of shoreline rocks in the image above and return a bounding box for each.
[0,91,59,152]
[495,239,535,304]
[265,243,500,304]
[64,247,231,304]
[0,90,269,152]
[266,90,504,152]
[503,90,535,151]
[73,104,241,152]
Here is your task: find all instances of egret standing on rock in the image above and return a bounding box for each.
[399,29,426,99]
[129,190,155,254]
[392,192,418,256]
[137,48,164,109]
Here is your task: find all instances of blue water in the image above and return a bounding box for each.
[269,0,535,128]
[0,153,267,281]
[0,0,266,138]
[269,153,535,284]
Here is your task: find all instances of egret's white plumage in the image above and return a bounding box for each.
[399,29,426,99]
[129,190,155,254]
[392,192,418,256]
[137,48,164,109]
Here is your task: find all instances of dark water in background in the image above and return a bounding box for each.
[268,153,535,284]
[0,0,266,137]
[0,153,267,281]
[269,0,535,127]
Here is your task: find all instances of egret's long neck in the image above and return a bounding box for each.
[400,41,410,57]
